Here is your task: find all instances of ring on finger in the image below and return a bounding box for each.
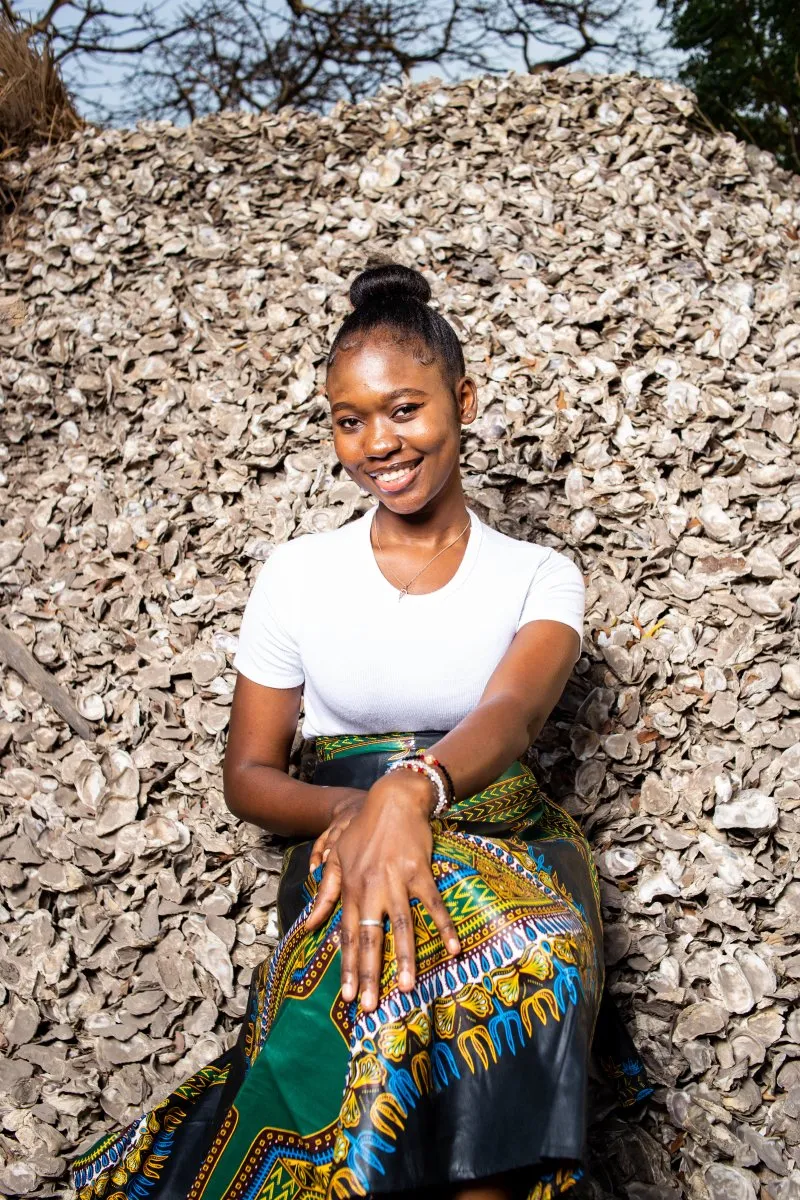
[358,918,383,927]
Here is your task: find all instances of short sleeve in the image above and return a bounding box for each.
[232,549,305,688]
[516,548,585,652]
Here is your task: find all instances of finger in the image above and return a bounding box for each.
[309,830,329,872]
[339,890,360,1004]
[389,889,416,992]
[414,875,460,956]
[326,818,351,848]
[304,853,342,931]
[318,823,347,868]
[358,910,385,1014]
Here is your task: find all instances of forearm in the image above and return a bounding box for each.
[223,762,342,838]
[426,695,532,805]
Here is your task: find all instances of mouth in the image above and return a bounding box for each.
[366,457,424,495]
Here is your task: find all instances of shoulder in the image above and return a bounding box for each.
[480,520,582,579]
[480,520,547,564]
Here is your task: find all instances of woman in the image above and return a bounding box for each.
[71,263,651,1200]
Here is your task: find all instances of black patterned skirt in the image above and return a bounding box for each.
[71,732,652,1200]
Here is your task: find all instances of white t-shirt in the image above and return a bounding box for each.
[232,505,585,739]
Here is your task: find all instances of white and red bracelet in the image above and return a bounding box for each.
[383,755,453,818]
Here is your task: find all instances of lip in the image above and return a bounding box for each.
[367,457,423,495]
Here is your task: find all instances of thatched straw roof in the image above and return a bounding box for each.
[0,14,84,160]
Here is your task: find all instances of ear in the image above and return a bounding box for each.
[455,376,478,425]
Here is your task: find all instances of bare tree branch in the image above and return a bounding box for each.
[4,0,659,126]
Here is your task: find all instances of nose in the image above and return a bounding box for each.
[362,416,403,461]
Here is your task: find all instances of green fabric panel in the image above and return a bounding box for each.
[258,971,350,1136]
[200,955,348,1198]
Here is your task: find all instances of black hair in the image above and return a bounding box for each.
[326,262,466,396]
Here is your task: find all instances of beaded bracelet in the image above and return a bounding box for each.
[384,758,450,817]
[384,751,455,818]
[412,751,456,810]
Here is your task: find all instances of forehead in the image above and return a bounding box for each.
[326,332,444,404]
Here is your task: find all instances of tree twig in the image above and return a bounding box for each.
[0,627,97,742]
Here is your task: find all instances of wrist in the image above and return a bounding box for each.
[323,786,355,824]
[369,771,434,818]
[383,755,451,817]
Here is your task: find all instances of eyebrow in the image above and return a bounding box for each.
[330,387,428,415]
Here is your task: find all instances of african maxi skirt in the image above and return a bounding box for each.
[71,730,652,1200]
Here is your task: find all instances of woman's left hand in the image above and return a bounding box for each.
[309,787,368,872]
[303,770,460,1013]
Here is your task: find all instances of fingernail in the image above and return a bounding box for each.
[362,990,374,1008]
[323,848,330,861]
[399,970,412,988]
[342,982,354,1001]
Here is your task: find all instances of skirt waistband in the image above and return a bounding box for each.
[311,731,543,829]
[312,731,452,792]
[313,730,447,762]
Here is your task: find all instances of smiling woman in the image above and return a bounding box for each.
[327,266,471,516]
[70,263,651,1200]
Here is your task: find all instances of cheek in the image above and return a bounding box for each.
[419,416,458,450]
[404,405,450,437]
[331,426,355,451]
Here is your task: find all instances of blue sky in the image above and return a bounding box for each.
[27,0,681,125]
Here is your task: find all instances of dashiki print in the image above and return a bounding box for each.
[71,731,652,1200]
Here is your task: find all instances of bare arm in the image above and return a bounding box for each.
[422,617,582,802]
[223,674,360,838]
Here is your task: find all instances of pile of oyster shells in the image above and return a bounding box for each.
[0,66,798,1200]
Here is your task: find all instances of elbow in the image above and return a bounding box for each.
[515,719,534,762]
[478,695,536,763]
[222,758,287,833]
[517,706,546,758]
[498,700,537,762]
[223,775,244,819]
[222,759,252,820]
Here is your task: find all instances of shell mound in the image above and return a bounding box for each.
[0,68,799,1200]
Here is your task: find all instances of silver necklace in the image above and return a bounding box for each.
[371,511,471,600]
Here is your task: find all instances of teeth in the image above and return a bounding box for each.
[374,464,418,482]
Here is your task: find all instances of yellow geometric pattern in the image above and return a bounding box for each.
[73,1063,231,1199]
[73,731,611,1200]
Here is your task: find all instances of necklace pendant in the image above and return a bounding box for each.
[398,587,408,601]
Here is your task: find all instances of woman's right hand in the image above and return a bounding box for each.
[305,770,460,1012]
[309,787,368,872]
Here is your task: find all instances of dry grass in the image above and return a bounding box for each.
[0,11,87,236]
[0,10,86,156]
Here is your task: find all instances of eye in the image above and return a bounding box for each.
[336,403,420,430]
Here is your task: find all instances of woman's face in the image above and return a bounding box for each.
[326,333,477,513]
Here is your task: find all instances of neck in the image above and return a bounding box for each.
[373,490,470,550]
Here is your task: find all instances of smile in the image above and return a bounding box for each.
[368,458,423,493]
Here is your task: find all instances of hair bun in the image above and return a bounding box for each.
[349,263,431,310]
